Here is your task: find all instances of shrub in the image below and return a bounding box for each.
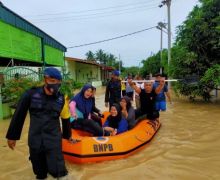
[1,78,41,108]
[60,79,83,99]
[1,77,83,108]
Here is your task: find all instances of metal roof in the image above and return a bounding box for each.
[65,57,114,70]
[65,57,101,66]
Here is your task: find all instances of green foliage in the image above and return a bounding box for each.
[140,49,169,77]
[170,45,198,78]
[141,52,161,77]
[176,0,220,66]
[95,49,106,64]
[171,0,220,101]
[85,51,95,61]
[1,76,84,108]
[173,81,212,101]
[60,79,83,98]
[121,66,140,78]
[85,49,121,69]
[139,0,220,101]
[1,78,41,107]
[160,49,168,74]
[200,64,220,88]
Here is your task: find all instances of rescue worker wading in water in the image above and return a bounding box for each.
[6,67,72,180]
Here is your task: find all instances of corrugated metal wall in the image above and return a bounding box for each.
[0,3,66,52]
[0,21,42,62]
[0,3,66,66]
[45,45,64,66]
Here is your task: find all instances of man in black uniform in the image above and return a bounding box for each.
[6,67,72,180]
[128,79,165,121]
[105,70,121,109]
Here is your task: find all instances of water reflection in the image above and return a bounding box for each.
[0,87,220,180]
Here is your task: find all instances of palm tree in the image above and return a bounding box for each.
[85,51,95,61]
[95,49,105,64]
[107,54,117,66]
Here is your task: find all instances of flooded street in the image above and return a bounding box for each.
[1,87,220,180]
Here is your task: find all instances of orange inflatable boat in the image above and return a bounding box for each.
[62,112,161,164]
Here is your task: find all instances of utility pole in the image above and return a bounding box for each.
[138,61,142,75]
[159,0,172,88]
[160,27,163,75]
[156,22,167,75]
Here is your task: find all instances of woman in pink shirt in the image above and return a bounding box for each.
[69,84,110,136]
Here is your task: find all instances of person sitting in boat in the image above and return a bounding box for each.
[128,79,165,121]
[69,84,110,136]
[103,103,128,135]
[120,96,136,129]
[91,87,103,126]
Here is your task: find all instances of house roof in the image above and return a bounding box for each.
[0,2,66,52]
[65,57,114,71]
[65,57,101,66]
[102,66,114,71]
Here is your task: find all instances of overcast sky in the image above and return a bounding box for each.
[2,0,199,67]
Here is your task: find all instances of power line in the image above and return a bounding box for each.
[31,5,158,23]
[31,4,158,21]
[67,26,156,49]
[23,0,159,17]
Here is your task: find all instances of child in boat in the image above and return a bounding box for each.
[120,96,136,129]
[69,84,110,136]
[103,103,128,135]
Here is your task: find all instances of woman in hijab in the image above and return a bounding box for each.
[103,103,128,135]
[69,84,110,136]
[120,96,136,129]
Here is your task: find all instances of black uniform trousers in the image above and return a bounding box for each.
[29,145,67,179]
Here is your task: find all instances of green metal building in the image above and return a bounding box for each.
[0,2,66,66]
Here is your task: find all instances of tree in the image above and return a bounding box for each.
[170,45,197,78]
[106,54,117,66]
[176,0,220,67]
[170,0,220,100]
[201,64,220,90]
[95,49,105,64]
[122,66,140,78]
[141,52,161,77]
[85,49,123,71]
[85,51,95,61]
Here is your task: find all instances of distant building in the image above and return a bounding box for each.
[65,57,114,87]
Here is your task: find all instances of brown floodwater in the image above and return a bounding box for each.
[0,87,220,180]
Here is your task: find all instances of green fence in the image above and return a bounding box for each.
[2,66,41,81]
